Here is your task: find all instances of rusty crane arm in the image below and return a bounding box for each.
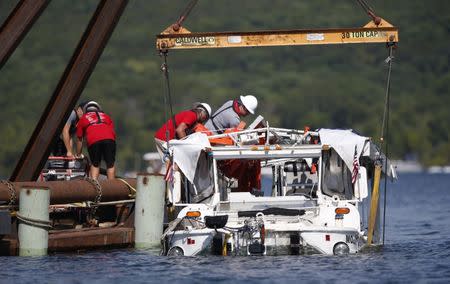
[10,0,128,182]
[0,0,50,69]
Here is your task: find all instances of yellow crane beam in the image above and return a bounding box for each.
[156,18,398,51]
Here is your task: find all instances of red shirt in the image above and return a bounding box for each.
[77,111,116,146]
[155,110,197,140]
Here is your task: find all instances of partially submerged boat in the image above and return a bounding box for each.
[161,119,396,256]
[156,1,399,257]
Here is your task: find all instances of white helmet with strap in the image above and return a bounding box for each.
[240,95,258,114]
[195,102,212,119]
[83,101,102,113]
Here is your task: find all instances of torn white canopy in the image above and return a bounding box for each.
[318,129,369,171]
[168,132,211,183]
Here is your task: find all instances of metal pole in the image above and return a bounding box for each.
[18,186,50,256]
[134,174,165,249]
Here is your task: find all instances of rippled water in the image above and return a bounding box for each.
[1,173,450,283]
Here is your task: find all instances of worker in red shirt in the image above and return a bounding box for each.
[76,101,116,180]
[154,102,211,159]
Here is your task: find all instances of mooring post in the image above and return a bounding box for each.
[18,186,50,256]
[134,174,165,248]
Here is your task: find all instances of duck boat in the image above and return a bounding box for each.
[160,119,396,256]
[156,1,399,256]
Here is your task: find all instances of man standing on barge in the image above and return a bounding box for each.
[76,101,116,180]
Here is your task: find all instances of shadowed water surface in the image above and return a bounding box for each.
[1,173,450,283]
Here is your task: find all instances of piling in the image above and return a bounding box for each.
[18,186,50,256]
[134,174,165,249]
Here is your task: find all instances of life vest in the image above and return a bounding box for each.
[87,111,106,127]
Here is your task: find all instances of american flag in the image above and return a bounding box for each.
[351,145,359,184]
[164,161,174,183]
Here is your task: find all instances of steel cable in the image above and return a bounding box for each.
[380,45,395,245]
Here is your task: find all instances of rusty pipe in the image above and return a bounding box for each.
[0,178,145,205]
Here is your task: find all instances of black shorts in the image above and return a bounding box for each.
[88,139,116,168]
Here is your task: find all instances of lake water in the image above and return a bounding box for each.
[1,173,450,283]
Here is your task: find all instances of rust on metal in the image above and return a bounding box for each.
[48,227,134,252]
[172,0,198,33]
[10,0,129,182]
[0,0,50,69]
[0,179,137,205]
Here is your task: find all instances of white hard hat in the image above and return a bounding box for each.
[240,95,258,114]
[196,102,212,118]
[83,101,102,113]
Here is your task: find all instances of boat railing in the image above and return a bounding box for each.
[205,125,320,146]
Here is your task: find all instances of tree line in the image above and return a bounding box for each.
[0,0,448,177]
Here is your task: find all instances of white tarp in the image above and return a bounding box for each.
[318,129,369,171]
[168,132,211,183]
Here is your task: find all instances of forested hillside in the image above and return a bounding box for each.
[0,0,449,177]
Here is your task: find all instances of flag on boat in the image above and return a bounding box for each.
[165,161,174,183]
[351,145,359,184]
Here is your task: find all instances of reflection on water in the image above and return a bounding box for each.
[1,174,450,283]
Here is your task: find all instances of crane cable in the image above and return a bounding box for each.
[159,0,198,146]
[356,0,375,14]
[380,43,395,245]
[160,51,177,149]
[355,0,381,25]
[172,0,199,31]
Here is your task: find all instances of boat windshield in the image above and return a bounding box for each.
[215,156,320,200]
[321,148,354,200]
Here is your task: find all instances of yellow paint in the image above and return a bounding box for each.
[157,19,398,50]
[367,164,381,245]
[222,233,231,256]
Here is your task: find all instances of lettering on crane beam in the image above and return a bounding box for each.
[174,36,216,46]
[341,30,387,39]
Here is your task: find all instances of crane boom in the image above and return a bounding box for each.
[156,18,398,51]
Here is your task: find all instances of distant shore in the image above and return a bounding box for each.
[392,160,450,174]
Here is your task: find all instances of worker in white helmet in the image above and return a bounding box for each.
[205,95,258,134]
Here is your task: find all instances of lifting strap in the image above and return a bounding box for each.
[210,103,234,134]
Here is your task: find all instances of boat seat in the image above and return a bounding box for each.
[286,183,316,197]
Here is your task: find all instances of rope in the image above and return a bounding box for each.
[50,199,135,210]
[380,44,395,245]
[117,178,137,198]
[16,213,52,229]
